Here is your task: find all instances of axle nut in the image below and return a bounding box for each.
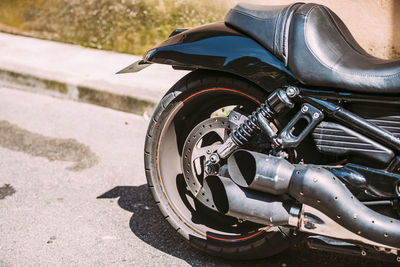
[210,154,219,163]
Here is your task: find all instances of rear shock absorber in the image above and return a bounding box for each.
[216,86,299,159]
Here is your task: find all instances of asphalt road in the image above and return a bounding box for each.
[0,87,394,266]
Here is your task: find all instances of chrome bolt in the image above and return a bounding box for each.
[313,112,320,119]
[206,149,211,154]
[210,154,219,163]
[286,86,299,98]
[361,250,367,256]
[301,105,309,113]
[396,256,400,262]
[233,114,239,120]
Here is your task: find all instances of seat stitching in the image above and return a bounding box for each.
[283,3,304,65]
[279,7,289,59]
[303,6,400,78]
[273,7,285,55]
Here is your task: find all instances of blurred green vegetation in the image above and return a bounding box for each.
[0,0,230,55]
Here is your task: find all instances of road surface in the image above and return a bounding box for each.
[0,87,392,266]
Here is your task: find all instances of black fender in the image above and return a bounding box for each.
[118,22,298,91]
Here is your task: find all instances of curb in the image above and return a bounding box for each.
[0,32,187,116]
[0,68,156,115]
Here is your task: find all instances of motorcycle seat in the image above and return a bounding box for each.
[225,3,400,94]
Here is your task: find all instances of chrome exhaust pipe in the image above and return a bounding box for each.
[205,175,300,226]
[227,150,400,249]
[227,150,294,195]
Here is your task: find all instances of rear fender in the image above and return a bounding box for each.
[119,22,297,91]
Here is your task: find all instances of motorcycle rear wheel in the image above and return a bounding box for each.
[144,70,299,260]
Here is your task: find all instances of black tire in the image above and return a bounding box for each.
[144,70,299,260]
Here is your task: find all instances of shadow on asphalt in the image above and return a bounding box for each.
[98,185,393,267]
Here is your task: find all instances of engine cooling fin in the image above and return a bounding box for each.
[312,122,395,165]
[367,115,400,138]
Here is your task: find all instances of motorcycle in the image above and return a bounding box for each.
[118,2,400,262]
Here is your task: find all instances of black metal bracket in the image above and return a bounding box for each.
[278,103,324,148]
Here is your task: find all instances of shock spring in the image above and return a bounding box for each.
[216,86,299,159]
[230,103,275,146]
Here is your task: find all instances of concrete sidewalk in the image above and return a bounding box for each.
[0,33,188,115]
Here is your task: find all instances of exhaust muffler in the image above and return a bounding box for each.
[226,150,400,249]
[227,150,294,194]
[205,175,299,226]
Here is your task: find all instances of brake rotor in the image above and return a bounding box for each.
[182,117,231,211]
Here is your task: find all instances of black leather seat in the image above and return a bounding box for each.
[225,3,400,94]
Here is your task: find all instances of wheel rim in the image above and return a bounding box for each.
[157,88,271,241]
